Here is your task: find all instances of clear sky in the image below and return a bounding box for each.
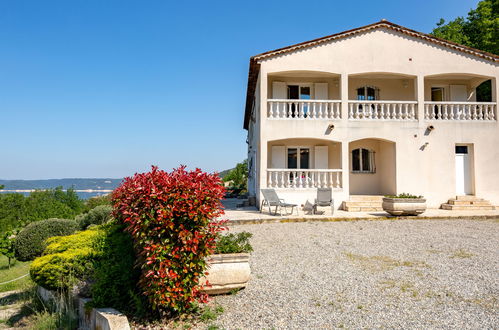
[0,0,480,179]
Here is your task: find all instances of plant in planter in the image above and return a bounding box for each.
[382,193,427,216]
[200,232,253,295]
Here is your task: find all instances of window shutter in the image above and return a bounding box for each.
[314,146,328,169]
[314,83,328,100]
[449,85,467,101]
[271,146,286,168]
[272,82,287,99]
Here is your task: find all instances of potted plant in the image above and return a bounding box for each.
[382,193,427,216]
[200,232,253,295]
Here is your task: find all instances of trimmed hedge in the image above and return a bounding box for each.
[14,218,78,261]
[30,224,141,313]
[76,205,113,229]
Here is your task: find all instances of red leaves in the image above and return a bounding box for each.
[112,165,226,314]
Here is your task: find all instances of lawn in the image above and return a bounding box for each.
[0,256,32,293]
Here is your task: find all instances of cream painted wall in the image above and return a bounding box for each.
[349,77,416,100]
[250,27,499,208]
[267,76,340,99]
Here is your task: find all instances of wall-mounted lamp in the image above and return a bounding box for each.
[402,80,409,88]
[328,124,335,130]
[427,125,435,131]
[333,79,339,88]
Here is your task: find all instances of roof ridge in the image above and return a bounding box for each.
[251,20,498,63]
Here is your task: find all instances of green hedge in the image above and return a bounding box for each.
[30,224,141,314]
[14,218,78,261]
[76,205,113,229]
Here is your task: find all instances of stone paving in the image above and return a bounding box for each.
[222,199,499,224]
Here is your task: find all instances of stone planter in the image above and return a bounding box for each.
[382,197,427,216]
[199,253,251,295]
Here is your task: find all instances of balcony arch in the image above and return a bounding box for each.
[348,138,396,196]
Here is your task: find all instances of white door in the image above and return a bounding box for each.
[455,146,472,195]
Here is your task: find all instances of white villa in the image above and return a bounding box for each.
[243,20,499,211]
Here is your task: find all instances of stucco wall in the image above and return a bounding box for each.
[250,27,499,208]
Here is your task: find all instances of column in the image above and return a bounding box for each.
[416,74,425,127]
[341,141,349,199]
[340,73,349,122]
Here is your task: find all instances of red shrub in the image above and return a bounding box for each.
[112,166,226,314]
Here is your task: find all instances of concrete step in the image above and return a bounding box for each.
[441,204,496,211]
[349,195,385,202]
[448,199,490,206]
[342,201,384,207]
[455,195,483,201]
[343,205,384,212]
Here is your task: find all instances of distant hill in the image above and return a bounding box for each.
[218,167,235,179]
[0,178,123,190]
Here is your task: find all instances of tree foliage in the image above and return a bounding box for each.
[223,160,248,189]
[0,188,84,234]
[431,0,498,55]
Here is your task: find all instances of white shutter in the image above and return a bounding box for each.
[449,85,467,101]
[272,82,287,99]
[271,146,286,168]
[314,83,328,100]
[314,146,328,169]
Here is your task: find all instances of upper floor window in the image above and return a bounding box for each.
[351,148,375,173]
[357,86,379,101]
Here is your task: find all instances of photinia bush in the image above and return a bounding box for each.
[112,166,226,315]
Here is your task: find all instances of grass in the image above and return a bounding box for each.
[343,252,430,272]
[0,256,32,293]
[450,249,475,259]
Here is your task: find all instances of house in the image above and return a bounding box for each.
[243,20,499,211]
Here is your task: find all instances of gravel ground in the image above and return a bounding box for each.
[201,219,498,329]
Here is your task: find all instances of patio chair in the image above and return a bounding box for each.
[314,188,334,215]
[260,189,298,216]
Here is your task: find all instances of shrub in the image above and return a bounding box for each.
[83,195,112,213]
[112,166,226,315]
[14,218,78,261]
[215,232,253,254]
[385,193,424,199]
[76,205,113,229]
[30,224,140,313]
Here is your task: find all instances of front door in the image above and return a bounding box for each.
[455,146,472,195]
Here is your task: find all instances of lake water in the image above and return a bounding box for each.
[0,190,111,200]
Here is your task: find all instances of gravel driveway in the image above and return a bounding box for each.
[204,219,498,329]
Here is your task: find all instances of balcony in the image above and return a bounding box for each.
[348,101,418,120]
[267,169,342,189]
[267,99,341,119]
[424,102,496,121]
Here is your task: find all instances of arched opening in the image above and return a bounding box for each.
[349,138,396,196]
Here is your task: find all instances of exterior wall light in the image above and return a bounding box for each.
[328,124,335,130]
[427,125,435,131]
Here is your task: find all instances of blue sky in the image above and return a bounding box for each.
[0,0,480,179]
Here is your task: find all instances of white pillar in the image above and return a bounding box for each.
[492,78,498,124]
[416,74,425,127]
[341,140,349,201]
[340,73,349,121]
[257,70,268,208]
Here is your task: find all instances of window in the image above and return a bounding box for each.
[287,147,310,169]
[357,86,378,101]
[287,85,312,117]
[351,148,375,173]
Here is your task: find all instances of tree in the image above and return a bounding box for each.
[223,160,248,190]
[0,229,18,268]
[431,0,498,55]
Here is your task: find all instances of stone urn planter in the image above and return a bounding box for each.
[199,253,251,295]
[382,197,427,216]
